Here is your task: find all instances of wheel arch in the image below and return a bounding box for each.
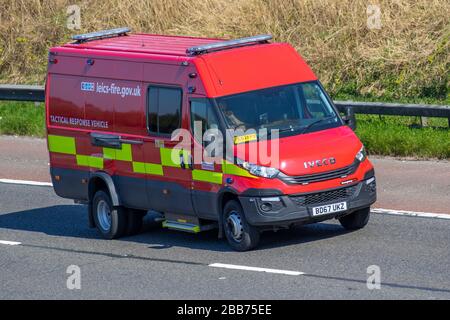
[87,172,121,228]
[88,172,120,206]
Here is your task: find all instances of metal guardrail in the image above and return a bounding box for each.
[0,84,45,102]
[334,101,450,128]
[0,84,449,127]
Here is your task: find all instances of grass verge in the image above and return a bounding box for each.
[355,115,449,159]
[0,101,448,159]
[1,0,449,103]
[0,101,45,137]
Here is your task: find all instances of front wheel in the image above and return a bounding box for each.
[223,200,260,251]
[339,207,370,230]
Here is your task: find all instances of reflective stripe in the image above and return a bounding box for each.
[192,169,223,184]
[160,147,186,167]
[192,161,256,184]
[48,135,255,183]
[160,148,179,167]
[145,163,164,176]
[103,144,132,161]
[132,161,146,174]
[132,162,164,176]
[222,160,256,178]
[48,135,76,155]
[76,155,104,169]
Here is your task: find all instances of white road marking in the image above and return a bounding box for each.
[209,263,304,276]
[372,208,450,220]
[0,240,22,246]
[0,179,52,187]
[0,179,449,221]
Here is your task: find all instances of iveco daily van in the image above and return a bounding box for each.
[46,28,376,251]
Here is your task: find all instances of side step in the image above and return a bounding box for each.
[162,220,201,233]
[162,213,217,233]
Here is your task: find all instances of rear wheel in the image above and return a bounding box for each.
[125,209,146,236]
[93,190,127,239]
[339,207,370,230]
[223,200,260,251]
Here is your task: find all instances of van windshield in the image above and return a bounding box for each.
[215,81,342,138]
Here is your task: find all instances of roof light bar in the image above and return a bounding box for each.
[186,34,272,56]
[72,27,131,43]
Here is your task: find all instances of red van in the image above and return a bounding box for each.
[45,28,376,251]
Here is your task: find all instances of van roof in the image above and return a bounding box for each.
[63,33,230,57]
[53,29,318,97]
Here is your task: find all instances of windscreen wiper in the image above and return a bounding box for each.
[278,125,304,134]
[260,116,337,137]
[263,125,304,137]
[300,115,337,134]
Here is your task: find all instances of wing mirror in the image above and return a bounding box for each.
[342,107,356,131]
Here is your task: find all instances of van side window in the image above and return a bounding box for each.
[147,86,182,135]
[190,99,219,143]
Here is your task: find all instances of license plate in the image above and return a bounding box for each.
[311,202,347,216]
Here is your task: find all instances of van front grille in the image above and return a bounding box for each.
[279,161,359,185]
[290,185,358,207]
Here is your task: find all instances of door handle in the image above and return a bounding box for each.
[179,152,193,170]
[90,132,143,148]
[90,132,121,148]
[118,138,143,145]
[179,152,186,169]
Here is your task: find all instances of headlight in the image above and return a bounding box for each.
[242,162,280,178]
[355,145,367,162]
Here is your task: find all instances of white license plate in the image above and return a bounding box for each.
[311,202,347,216]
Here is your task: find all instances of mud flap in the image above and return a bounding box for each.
[88,201,95,228]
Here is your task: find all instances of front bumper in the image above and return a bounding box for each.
[239,177,377,227]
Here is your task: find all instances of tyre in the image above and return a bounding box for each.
[223,200,260,251]
[339,207,370,230]
[92,190,127,239]
[125,209,146,236]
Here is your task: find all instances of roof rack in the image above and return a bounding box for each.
[72,27,131,43]
[186,34,272,56]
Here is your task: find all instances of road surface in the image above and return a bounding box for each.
[0,183,449,299]
[0,135,449,299]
